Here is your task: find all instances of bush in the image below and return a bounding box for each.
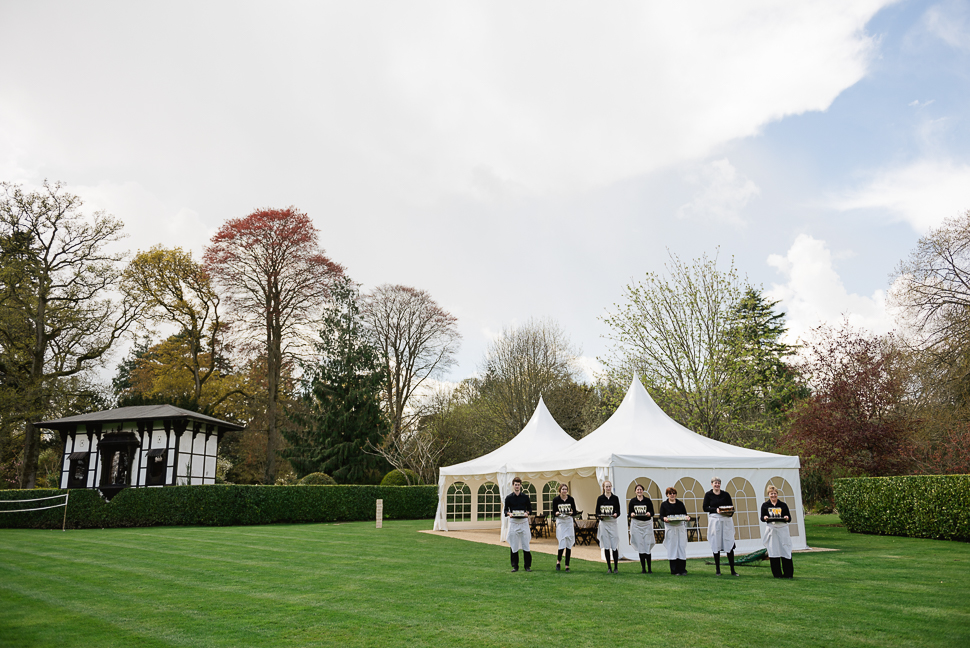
[833,475,970,541]
[380,469,423,486]
[0,484,439,530]
[298,472,337,485]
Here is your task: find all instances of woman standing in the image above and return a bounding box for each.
[596,480,621,573]
[628,483,655,574]
[703,477,738,576]
[761,486,794,579]
[659,486,690,575]
[552,483,578,572]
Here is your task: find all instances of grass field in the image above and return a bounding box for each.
[1,515,968,648]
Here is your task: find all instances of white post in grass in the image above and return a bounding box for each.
[376,499,383,529]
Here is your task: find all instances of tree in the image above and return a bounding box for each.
[0,181,140,488]
[601,251,748,441]
[121,246,242,412]
[362,284,461,437]
[475,318,586,442]
[204,207,344,484]
[891,210,970,364]
[283,277,389,483]
[783,322,913,484]
[718,289,802,448]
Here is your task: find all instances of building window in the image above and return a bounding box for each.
[67,452,89,488]
[520,481,538,513]
[725,477,758,540]
[673,477,705,542]
[477,482,501,521]
[146,449,166,486]
[541,481,560,515]
[446,482,471,521]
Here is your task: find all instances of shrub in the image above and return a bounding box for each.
[0,484,439,530]
[380,469,423,486]
[299,472,337,485]
[833,475,970,541]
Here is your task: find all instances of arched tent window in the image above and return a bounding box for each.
[725,477,758,540]
[447,482,471,521]
[541,481,560,515]
[477,482,501,521]
[765,477,800,537]
[673,477,705,542]
[520,481,538,513]
[625,477,662,504]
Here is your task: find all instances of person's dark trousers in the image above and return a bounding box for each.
[769,557,782,578]
[612,550,619,572]
[510,550,519,571]
[646,554,652,572]
[781,557,794,578]
[524,551,532,570]
[564,548,571,567]
[714,552,721,574]
[639,554,647,573]
[728,549,737,575]
[605,550,613,571]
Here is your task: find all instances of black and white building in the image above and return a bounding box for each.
[38,405,244,500]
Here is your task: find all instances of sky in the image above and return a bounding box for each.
[2,0,969,384]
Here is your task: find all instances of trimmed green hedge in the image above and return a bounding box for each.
[0,484,438,530]
[834,475,970,542]
[380,469,423,486]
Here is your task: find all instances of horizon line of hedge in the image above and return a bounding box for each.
[0,484,439,530]
[833,475,969,542]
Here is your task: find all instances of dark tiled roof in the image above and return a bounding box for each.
[36,405,244,431]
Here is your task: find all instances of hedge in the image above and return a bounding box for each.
[0,484,438,530]
[833,475,970,542]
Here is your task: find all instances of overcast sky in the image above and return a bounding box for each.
[2,0,969,383]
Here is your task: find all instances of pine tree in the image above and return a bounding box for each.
[284,277,389,483]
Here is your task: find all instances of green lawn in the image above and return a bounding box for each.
[1,515,968,648]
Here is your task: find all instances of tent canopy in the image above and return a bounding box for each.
[439,396,576,478]
[510,376,799,473]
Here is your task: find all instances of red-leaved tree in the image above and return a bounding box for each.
[204,207,343,484]
[783,322,913,483]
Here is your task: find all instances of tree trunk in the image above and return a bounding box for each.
[19,296,48,489]
[263,327,281,485]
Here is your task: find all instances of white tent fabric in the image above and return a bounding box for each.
[432,396,576,538]
[505,377,806,559]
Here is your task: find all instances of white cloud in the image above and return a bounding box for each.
[922,0,970,51]
[72,181,215,258]
[677,159,760,226]
[0,1,890,207]
[573,355,605,384]
[832,158,970,233]
[766,234,893,343]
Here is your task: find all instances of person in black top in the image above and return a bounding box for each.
[628,483,656,574]
[504,476,533,572]
[659,487,690,575]
[761,485,793,578]
[703,477,738,576]
[552,483,577,571]
[595,480,621,573]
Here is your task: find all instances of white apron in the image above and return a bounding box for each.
[507,517,531,553]
[555,515,575,549]
[597,517,619,551]
[708,512,736,553]
[630,518,655,554]
[663,521,688,560]
[762,521,793,559]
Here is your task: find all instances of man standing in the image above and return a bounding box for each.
[504,477,533,572]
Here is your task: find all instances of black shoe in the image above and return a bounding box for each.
[524,568,531,572]
[641,569,647,574]
[556,563,561,571]
[565,567,570,572]
[607,568,613,573]
[511,568,518,572]
[732,572,740,576]
[716,570,721,575]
